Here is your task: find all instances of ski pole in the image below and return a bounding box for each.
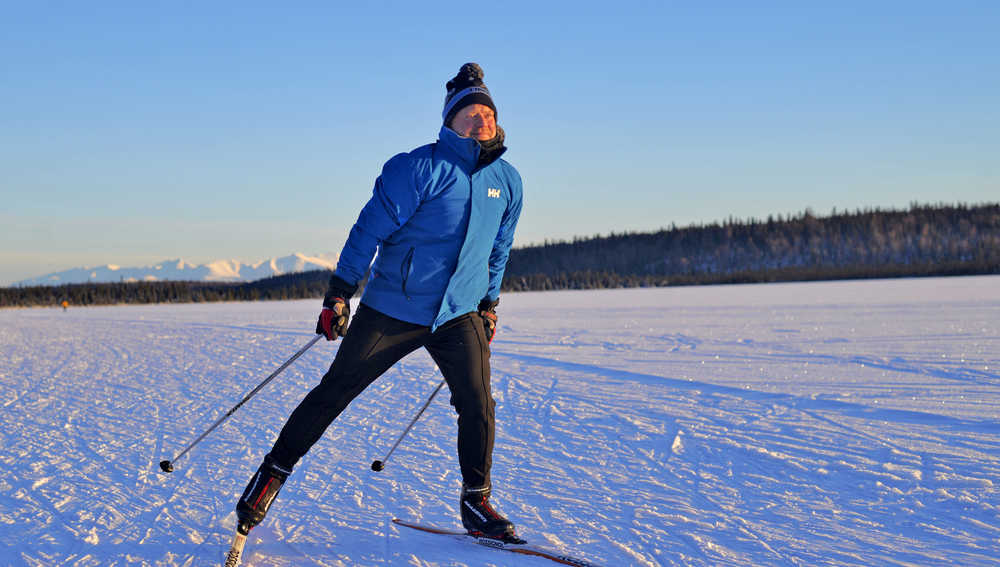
[371,379,446,471]
[160,334,323,473]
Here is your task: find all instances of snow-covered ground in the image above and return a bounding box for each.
[1,276,998,566]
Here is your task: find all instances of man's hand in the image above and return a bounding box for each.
[316,274,357,341]
[478,298,499,343]
[316,299,350,340]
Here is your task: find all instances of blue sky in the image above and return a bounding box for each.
[2,1,997,285]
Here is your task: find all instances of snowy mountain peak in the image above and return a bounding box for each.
[15,253,338,286]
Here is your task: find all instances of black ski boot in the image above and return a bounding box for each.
[235,454,291,534]
[460,485,523,543]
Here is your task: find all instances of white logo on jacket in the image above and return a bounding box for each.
[487,188,501,198]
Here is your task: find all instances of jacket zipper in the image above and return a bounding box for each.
[401,247,415,300]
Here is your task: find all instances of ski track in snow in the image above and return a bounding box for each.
[1,276,998,566]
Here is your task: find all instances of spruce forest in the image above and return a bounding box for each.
[3,203,998,308]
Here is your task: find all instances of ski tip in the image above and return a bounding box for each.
[159,460,174,473]
[224,530,249,567]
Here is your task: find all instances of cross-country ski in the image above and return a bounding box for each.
[223,529,248,567]
[392,518,603,567]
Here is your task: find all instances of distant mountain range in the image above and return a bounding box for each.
[16,253,338,286]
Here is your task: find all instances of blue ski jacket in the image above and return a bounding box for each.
[334,126,523,331]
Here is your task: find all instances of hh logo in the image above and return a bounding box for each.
[487,188,501,198]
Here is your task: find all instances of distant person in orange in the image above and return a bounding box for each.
[61,300,69,311]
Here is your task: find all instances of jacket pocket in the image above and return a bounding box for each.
[400,247,415,299]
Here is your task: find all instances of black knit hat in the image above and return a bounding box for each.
[442,62,497,126]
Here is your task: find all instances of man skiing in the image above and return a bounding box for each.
[234,63,523,542]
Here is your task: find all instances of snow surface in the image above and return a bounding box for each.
[1,276,998,566]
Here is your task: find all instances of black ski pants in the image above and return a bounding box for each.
[269,303,495,489]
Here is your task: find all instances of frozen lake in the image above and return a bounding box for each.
[1,276,998,566]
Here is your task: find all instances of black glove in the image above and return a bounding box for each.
[478,298,499,343]
[316,274,357,341]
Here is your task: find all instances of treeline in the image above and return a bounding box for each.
[2,203,998,308]
[0,269,333,308]
[501,202,1000,291]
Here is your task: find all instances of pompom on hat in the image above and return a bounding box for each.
[442,62,497,126]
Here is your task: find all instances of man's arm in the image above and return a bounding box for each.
[484,169,523,301]
[334,153,421,286]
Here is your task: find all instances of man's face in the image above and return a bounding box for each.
[450,104,497,141]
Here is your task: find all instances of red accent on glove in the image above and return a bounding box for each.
[317,298,347,341]
[319,307,336,340]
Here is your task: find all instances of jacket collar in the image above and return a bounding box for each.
[437,125,481,169]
